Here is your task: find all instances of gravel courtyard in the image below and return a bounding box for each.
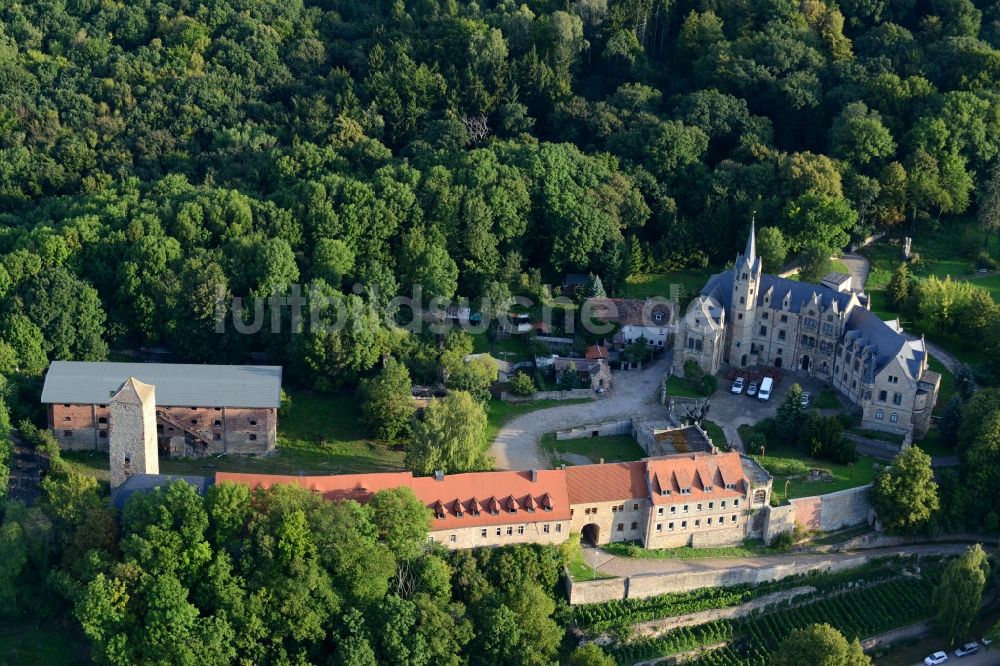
[490,353,674,471]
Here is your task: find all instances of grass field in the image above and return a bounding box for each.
[542,433,647,467]
[603,539,778,559]
[814,386,842,409]
[700,420,728,451]
[738,425,879,501]
[624,267,718,301]
[664,374,710,398]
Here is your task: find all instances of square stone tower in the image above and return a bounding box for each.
[109,377,159,489]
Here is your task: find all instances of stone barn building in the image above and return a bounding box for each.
[41,361,282,456]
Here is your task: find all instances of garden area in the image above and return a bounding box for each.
[700,420,729,451]
[738,422,879,501]
[623,267,718,303]
[541,433,647,467]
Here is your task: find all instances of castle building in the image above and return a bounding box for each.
[218,450,773,550]
[673,223,940,438]
[41,361,282,456]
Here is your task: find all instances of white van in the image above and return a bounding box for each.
[758,377,773,401]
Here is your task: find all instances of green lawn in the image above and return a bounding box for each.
[0,624,89,665]
[665,374,710,398]
[814,386,842,409]
[567,538,615,580]
[739,425,879,501]
[700,420,728,451]
[860,222,1000,366]
[485,398,589,443]
[542,433,647,467]
[624,267,718,301]
[603,539,778,559]
[471,334,534,362]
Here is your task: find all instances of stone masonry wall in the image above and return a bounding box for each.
[567,554,874,604]
[430,519,570,549]
[555,420,632,441]
[789,485,872,533]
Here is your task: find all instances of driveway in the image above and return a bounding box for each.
[708,373,835,451]
[841,253,870,291]
[491,353,673,470]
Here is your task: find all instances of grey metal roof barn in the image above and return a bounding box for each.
[41,361,282,408]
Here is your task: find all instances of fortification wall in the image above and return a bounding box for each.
[789,485,872,533]
[566,554,875,604]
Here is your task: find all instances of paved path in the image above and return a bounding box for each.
[841,253,871,291]
[490,354,673,470]
[581,543,973,578]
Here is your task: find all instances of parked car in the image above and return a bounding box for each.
[800,392,811,408]
[758,377,773,401]
[924,651,949,665]
[955,642,979,657]
[982,636,994,647]
[747,382,758,397]
[731,377,744,394]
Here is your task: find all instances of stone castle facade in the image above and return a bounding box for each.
[673,224,940,438]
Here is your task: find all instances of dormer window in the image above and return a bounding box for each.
[725,483,735,490]
[704,485,713,492]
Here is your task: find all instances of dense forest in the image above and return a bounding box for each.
[0,0,996,397]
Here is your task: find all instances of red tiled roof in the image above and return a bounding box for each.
[215,471,415,502]
[564,461,648,504]
[645,452,747,505]
[219,469,572,530]
[411,470,571,529]
[585,345,609,360]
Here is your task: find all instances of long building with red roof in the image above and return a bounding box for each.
[216,451,772,550]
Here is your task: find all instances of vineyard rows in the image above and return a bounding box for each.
[610,572,938,665]
[574,558,911,636]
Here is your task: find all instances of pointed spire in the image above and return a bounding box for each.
[743,212,757,265]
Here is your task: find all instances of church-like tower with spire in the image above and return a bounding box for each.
[672,220,941,442]
[727,217,762,367]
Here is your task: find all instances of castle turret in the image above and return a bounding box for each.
[728,217,762,367]
[109,377,159,489]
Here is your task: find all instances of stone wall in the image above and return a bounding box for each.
[762,504,797,544]
[789,485,872,532]
[555,420,632,441]
[567,554,875,604]
[500,389,594,403]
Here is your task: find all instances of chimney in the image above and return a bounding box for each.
[599,458,604,465]
[530,469,537,482]
[434,470,444,481]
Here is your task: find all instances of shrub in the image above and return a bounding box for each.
[747,432,767,455]
[508,371,536,396]
[770,530,795,552]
